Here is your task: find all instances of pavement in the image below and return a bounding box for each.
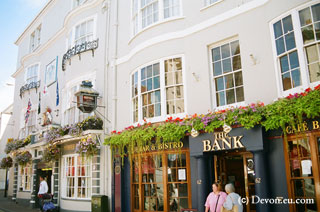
[0,196,40,212]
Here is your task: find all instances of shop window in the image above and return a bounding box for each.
[19,164,32,191]
[131,57,185,123]
[131,150,191,212]
[284,134,320,211]
[211,40,244,107]
[271,2,320,96]
[131,0,182,36]
[62,155,91,199]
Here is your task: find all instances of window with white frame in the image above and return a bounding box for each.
[211,40,244,107]
[30,25,41,52]
[204,0,220,7]
[63,155,91,199]
[19,164,32,191]
[25,64,39,84]
[73,0,86,9]
[74,19,94,46]
[272,2,320,94]
[26,110,36,135]
[131,0,181,35]
[131,57,184,123]
[63,85,93,126]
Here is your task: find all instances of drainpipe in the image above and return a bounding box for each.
[112,0,119,132]
[102,0,111,202]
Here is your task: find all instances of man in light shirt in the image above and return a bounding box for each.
[38,176,48,212]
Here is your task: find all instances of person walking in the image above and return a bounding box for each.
[38,176,48,212]
[205,182,227,212]
[222,183,243,212]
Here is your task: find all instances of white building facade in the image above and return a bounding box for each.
[7,0,112,211]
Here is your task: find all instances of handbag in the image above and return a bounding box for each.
[221,195,239,212]
[221,205,238,212]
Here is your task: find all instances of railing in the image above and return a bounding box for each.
[62,38,99,71]
[19,81,40,98]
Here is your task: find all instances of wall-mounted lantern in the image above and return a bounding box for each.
[75,81,99,113]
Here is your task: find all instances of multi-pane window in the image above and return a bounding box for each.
[204,0,220,7]
[73,0,86,8]
[19,164,32,191]
[26,110,36,135]
[132,72,139,123]
[63,155,91,199]
[132,151,191,211]
[30,25,41,52]
[74,19,94,46]
[141,63,161,118]
[273,16,301,91]
[25,64,39,84]
[211,40,244,107]
[64,85,92,126]
[141,0,159,29]
[299,3,320,83]
[132,0,181,35]
[272,2,320,94]
[165,58,184,114]
[131,57,185,123]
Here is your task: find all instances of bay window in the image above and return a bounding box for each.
[271,2,320,95]
[62,155,91,199]
[131,0,182,35]
[131,57,185,123]
[211,40,244,107]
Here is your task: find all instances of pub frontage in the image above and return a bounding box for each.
[108,118,320,212]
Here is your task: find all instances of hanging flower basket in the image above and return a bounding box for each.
[0,156,13,169]
[76,135,99,158]
[15,151,32,167]
[42,143,60,163]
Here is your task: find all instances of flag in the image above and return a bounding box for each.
[56,56,59,106]
[25,99,32,124]
[56,80,59,106]
[43,84,47,95]
[38,92,41,114]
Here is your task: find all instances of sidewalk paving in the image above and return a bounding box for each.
[0,197,39,212]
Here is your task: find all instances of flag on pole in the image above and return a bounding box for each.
[25,99,32,124]
[38,92,41,114]
[56,56,59,106]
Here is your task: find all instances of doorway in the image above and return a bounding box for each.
[35,168,52,208]
[214,151,256,212]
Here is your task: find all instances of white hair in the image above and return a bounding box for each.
[225,183,235,193]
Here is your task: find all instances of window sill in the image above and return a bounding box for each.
[200,0,224,12]
[61,197,91,201]
[128,16,186,45]
[132,112,187,126]
[280,85,305,99]
[214,101,246,111]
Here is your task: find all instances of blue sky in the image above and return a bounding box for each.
[0,0,48,112]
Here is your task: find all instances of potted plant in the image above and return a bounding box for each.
[15,151,32,167]
[0,156,13,169]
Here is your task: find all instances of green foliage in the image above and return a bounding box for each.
[104,86,320,160]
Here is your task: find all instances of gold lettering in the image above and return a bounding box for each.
[158,144,163,150]
[202,140,212,152]
[313,121,319,130]
[302,122,309,131]
[211,140,221,151]
[233,136,244,149]
[297,124,302,132]
[221,137,232,150]
[214,132,224,140]
[178,141,184,148]
[173,142,178,149]
[150,145,156,151]
[286,126,292,134]
[143,145,150,152]
[164,143,169,149]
